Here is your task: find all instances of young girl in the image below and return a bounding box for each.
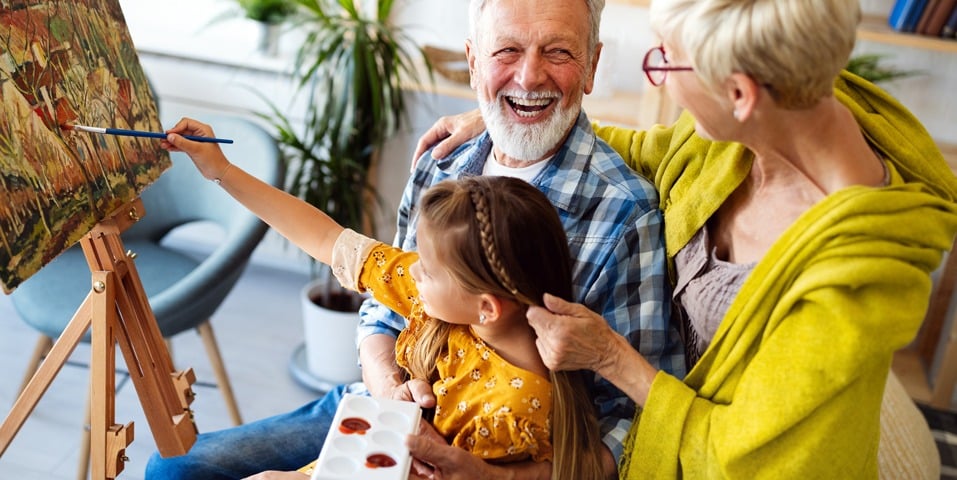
[161,118,605,479]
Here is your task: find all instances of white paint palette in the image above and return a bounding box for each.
[310,393,422,480]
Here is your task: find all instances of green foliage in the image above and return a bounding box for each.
[846,54,920,84]
[237,0,297,24]
[260,0,431,235]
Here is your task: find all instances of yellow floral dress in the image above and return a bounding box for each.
[331,229,553,463]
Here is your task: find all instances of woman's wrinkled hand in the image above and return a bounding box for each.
[410,109,485,171]
[526,293,616,374]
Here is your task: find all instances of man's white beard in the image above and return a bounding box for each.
[480,89,579,163]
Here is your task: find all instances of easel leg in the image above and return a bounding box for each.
[2,201,198,478]
[90,270,133,479]
[0,295,93,456]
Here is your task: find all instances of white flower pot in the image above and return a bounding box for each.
[300,278,364,387]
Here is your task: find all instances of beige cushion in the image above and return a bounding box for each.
[879,372,940,479]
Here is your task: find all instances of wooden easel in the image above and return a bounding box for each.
[0,199,198,479]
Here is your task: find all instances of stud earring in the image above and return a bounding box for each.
[732,109,740,120]
[479,314,486,324]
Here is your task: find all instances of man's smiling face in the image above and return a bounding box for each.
[466,0,599,164]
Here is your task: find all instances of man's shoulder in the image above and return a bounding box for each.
[572,124,658,206]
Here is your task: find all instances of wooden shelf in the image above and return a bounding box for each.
[858,15,957,53]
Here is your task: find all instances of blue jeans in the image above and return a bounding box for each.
[145,384,354,479]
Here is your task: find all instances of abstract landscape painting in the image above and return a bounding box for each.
[0,0,169,293]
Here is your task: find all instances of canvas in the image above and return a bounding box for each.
[0,0,169,293]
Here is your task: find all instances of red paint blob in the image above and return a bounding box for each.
[365,453,397,468]
[338,417,371,435]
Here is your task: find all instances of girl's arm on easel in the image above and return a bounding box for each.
[161,117,342,266]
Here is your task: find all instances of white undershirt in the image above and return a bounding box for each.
[482,150,551,182]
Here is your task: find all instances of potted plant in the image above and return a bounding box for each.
[254,0,430,389]
[227,0,298,55]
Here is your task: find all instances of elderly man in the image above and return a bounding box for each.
[360,0,683,478]
[146,0,682,478]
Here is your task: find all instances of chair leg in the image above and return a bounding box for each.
[17,336,53,397]
[196,321,243,426]
[77,383,92,480]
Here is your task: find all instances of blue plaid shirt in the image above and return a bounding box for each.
[357,112,686,461]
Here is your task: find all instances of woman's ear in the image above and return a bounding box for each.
[727,72,759,122]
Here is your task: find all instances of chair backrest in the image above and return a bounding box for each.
[128,114,283,241]
[10,114,284,341]
[121,114,285,334]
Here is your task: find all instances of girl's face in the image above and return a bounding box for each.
[409,219,483,325]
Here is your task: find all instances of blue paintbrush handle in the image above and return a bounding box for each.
[104,127,234,144]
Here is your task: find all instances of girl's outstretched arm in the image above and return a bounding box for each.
[162,117,343,266]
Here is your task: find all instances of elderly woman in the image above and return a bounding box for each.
[408,0,957,478]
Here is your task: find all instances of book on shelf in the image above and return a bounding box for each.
[918,0,957,35]
[943,3,957,37]
[889,0,931,32]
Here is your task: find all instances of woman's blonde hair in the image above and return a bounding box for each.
[650,0,860,108]
[404,176,605,480]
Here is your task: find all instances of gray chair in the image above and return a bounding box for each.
[10,114,283,477]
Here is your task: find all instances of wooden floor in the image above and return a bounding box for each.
[0,260,320,480]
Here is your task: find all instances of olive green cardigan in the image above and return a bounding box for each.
[597,71,957,479]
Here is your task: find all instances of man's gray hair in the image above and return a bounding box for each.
[468,0,605,58]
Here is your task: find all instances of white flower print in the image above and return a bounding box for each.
[530,397,542,410]
[458,401,468,412]
[456,348,465,358]
[471,369,482,381]
[510,377,524,389]
[478,427,490,438]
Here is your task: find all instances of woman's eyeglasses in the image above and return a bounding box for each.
[642,45,694,87]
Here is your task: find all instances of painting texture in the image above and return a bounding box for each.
[0,0,169,293]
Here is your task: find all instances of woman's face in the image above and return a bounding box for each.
[408,219,483,325]
[660,42,733,141]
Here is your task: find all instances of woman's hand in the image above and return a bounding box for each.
[526,293,618,373]
[527,294,658,406]
[161,117,231,182]
[410,109,485,171]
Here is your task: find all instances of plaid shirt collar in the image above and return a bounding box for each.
[433,112,597,214]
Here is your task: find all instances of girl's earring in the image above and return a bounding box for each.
[479,314,486,324]
[732,109,740,120]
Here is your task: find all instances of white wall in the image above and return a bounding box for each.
[120,0,956,272]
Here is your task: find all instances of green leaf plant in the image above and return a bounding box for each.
[253,0,432,280]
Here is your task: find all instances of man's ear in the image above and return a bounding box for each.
[584,42,603,95]
[727,72,759,121]
[466,39,478,90]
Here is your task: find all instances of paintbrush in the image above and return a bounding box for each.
[61,124,234,144]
